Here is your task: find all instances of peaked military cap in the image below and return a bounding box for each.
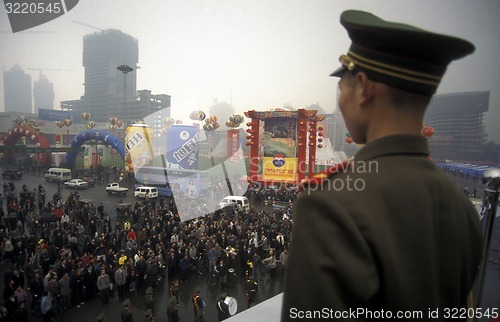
[330,10,475,95]
[96,312,105,322]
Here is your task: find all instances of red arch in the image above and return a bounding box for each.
[2,125,51,165]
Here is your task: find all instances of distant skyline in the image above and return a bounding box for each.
[1,0,499,143]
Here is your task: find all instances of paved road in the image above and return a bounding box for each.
[1,170,285,321]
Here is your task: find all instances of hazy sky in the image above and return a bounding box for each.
[1,0,499,142]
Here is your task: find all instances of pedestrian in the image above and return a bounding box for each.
[40,291,52,322]
[115,263,128,301]
[57,273,71,310]
[214,259,228,290]
[144,287,155,316]
[282,9,483,321]
[97,268,111,305]
[121,299,133,322]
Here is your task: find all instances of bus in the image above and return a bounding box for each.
[134,166,209,198]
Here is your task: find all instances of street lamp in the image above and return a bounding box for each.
[117,64,134,127]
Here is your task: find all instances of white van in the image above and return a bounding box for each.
[134,186,159,199]
[44,168,72,182]
[219,196,250,213]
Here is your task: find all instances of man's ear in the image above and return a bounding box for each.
[355,72,375,107]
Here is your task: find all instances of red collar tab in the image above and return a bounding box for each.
[298,160,351,192]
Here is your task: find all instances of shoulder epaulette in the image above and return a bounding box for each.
[298,160,351,192]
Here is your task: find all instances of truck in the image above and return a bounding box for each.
[105,183,128,195]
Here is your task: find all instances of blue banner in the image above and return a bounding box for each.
[166,125,199,169]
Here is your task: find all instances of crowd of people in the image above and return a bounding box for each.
[0,174,298,321]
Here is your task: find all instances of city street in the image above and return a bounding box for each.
[1,170,285,321]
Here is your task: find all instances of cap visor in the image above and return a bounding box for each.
[330,65,346,77]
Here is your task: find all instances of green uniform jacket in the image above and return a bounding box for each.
[282,135,482,321]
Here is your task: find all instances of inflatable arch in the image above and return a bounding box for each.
[2,125,51,164]
[64,129,124,168]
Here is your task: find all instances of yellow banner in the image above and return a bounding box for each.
[262,156,297,181]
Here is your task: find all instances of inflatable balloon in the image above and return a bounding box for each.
[64,119,73,127]
[346,137,353,144]
[109,117,118,126]
[189,110,206,121]
[87,121,96,130]
[163,117,175,126]
[81,112,90,120]
[116,120,123,128]
[55,121,64,128]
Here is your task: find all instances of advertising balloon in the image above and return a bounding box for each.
[64,119,73,127]
[204,115,219,131]
[189,110,206,121]
[56,121,64,128]
[125,124,155,172]
[81,112,90,120]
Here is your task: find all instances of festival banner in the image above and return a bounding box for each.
[166,125,199,169]
[262,117,297,181]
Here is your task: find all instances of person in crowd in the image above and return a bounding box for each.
[97,268,111,305]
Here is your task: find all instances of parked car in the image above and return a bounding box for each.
[82,176,95,187]
[64,179,89,189]
[106,182,128,195]
[1,169,23,179]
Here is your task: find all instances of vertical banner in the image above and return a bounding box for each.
[227,129,240,161]
[262,116,298,181]
[166,125,199,169]
[125,123,154,172]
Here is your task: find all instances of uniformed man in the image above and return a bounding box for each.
[144,287,155,317]
[282,9,482,321]
[216,292,230,321]
[143,308,154,322]
[96,312,105,322]
[167,296,180,322]
[245,276,258,308]
[121,299,133,322]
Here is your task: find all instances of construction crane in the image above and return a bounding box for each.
[72,20,103,31]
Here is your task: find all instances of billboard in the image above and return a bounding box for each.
[262,116,297,181]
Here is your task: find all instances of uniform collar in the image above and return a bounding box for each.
[354,134,429,162]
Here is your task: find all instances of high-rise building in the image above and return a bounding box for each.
[61,29,138,123]
[61,29,170,125]
[425,91,489,162]
[33,73,55,113]
[3,64,32,114]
